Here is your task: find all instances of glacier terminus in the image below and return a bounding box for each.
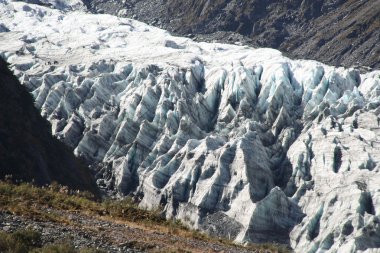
[0,1,380,252]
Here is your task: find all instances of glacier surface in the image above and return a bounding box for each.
[1,1,380,252]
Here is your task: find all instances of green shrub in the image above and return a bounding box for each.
[30,241,76,253]
[0,229,41,253]
[31,242,106,253]
[79,248,106,253]
[0,229,104,253]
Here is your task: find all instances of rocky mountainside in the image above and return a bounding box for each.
[0,57,98,193]
[1,1,380,252]
[83,0,380,70]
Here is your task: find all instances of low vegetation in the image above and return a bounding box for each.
[0,180,291,253]
[0,229,104,253]
[0,180,164,225]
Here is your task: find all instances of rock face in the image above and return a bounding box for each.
[0,57,98,194]
[1,1,380,252]
[82,0,380,70]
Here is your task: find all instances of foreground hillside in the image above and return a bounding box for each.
[83,0,380,69]
[0,1,380,252]
[0,181,288,253]
[0,58,98,194]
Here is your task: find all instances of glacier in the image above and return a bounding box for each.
[1,1,380,252]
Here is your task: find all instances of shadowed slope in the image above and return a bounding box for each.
[0,58,98,194]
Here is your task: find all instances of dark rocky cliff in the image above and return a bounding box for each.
[0,58,98,194]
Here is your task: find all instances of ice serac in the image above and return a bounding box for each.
[0,1,380,252]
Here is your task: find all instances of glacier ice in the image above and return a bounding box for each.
[1,1,380,252]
